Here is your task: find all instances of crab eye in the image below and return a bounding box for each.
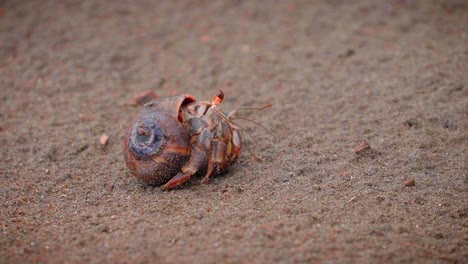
[129,119,164,159]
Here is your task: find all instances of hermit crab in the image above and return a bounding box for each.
[124,90,262,190]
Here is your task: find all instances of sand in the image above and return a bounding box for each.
[1,0,467,263]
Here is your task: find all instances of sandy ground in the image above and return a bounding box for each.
[1,0,467,263]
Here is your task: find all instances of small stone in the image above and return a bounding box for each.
[367,167,379,175]
[405,178,415,187]
[339,49,355,58]
[78,113,86,121]
[196,212,204,220]
[100,134,109,145]
[97,224,110,233]
[127,89,159,106]
[354,140,371,153]
[397,226,408,233]
[404,118,421,128]
[200,35,210,43]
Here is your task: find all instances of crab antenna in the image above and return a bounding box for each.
[239,130,261,161]
[212,90,224,105]
[230,121,263,161]
[230,120,260,147]
[227,104,272,119]
[232,117,276,142]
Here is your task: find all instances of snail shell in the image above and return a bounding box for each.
[123,94,195,185]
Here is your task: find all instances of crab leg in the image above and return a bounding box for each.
[163,117,211,190]
[201,140,227,183]
[201,119,232,183]
[162,145,207,190]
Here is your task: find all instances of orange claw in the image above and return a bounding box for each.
[162,172,192,191]
[212,90,224,105]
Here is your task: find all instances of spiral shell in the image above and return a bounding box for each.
[123,94,195,185]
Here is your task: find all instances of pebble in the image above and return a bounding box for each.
[354,140,371,153]
[128,89,159,106]
[196,212,204,220]
[100,134,109,145]
[97,224,110,233]
[405,178,415,187]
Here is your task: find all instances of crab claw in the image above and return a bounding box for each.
[211,90,224,105]
[163,172,192,191]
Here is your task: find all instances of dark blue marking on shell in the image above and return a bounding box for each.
[129,118,164,160]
